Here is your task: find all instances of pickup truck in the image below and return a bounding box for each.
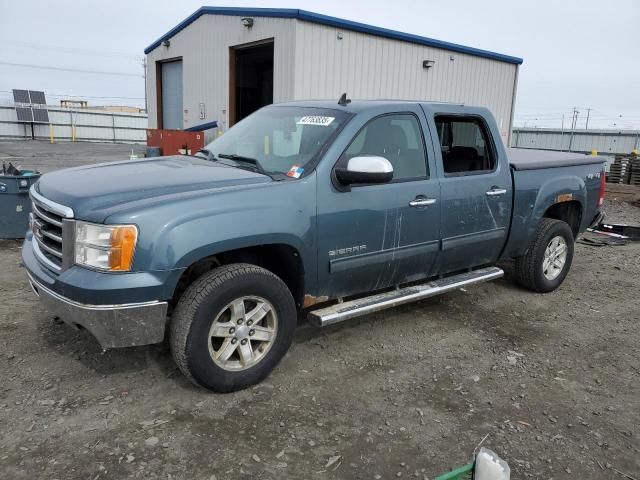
[23,98,606,392]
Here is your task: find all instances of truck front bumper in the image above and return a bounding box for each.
[27,272,168,349]
[22,233,171,349]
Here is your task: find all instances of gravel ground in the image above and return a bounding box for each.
[0,140,146,174]
[0,141,639,479]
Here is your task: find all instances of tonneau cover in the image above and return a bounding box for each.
[508,148,605,171]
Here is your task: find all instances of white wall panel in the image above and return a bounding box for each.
[292,21,517,142]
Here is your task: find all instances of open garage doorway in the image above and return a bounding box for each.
[229,40,274,126]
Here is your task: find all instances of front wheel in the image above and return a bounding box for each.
[170,264,296,392]
[514,218,575,293]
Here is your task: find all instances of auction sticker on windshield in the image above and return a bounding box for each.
[287,164,304,178]
[297,116,335,126]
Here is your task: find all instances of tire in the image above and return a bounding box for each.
[170,263,296,392]
[514,218,575,293]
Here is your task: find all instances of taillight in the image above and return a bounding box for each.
[597,170,606,209]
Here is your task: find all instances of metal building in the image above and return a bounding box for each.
[144,7,523,141]
[512,127,640,158]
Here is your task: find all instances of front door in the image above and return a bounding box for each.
[433,114,512,274]
[316,109,441,299]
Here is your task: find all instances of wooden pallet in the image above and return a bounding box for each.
[607,156,636,184]
[630,158,640,186]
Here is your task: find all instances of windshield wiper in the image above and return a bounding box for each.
[217,153,266,173]
[200,152,285,180]
[196,148,215,161]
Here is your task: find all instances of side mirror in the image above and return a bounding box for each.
[335,156,394,185]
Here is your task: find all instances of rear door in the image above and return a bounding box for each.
[315,106,441,299]
[432,114,512,274]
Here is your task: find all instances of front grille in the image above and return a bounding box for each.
[30,189,74,272]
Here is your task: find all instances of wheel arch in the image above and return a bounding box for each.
[170,243,306,309]
[542,200,583,239]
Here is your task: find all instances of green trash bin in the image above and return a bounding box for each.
[0,170,41,239]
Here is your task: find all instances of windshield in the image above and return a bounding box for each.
[202,106,350,177]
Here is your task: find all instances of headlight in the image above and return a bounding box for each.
[75,221,138,272]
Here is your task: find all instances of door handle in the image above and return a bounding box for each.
[409,197,437,207]
[486,187,507,197]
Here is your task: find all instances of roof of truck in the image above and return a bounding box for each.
[144,7,523,65]
[273,99,481,113]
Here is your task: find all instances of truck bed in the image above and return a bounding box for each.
[508,148,605,171]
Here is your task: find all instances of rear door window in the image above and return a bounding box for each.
[435,116,496,175]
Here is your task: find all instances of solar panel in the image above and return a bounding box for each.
[13,89,30,104]
[29,90,46,105]
[16,107,34,122]
[32,108,49,123]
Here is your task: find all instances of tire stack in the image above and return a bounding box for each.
[607,156,633,184]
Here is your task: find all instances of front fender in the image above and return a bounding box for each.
[106,175,317,295]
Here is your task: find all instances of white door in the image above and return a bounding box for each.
[161,60,183,130]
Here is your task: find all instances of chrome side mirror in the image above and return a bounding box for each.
[335,156,394,185]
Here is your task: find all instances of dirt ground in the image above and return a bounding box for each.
[1,141,639,479]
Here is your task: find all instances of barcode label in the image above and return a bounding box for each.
[297,116,335,126]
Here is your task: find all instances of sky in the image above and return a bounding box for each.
[1,0,639,129]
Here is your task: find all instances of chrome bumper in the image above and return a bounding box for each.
[27,273,168,349]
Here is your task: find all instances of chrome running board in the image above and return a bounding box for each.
[308,266,504,327]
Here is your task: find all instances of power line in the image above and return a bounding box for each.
[0,39,142,60]
[0,61,142,77]
[0,90,144,100]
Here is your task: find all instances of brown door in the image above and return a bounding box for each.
[228,40,274,127]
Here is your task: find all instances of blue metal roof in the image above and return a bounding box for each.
[184,120,218,132]
[144,7,523,65]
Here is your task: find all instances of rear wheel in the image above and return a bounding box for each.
[514,218,574,293]
[170,264,296,392]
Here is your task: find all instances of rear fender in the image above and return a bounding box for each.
[504,173,586,258]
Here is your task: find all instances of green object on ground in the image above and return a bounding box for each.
[434,463,474,480]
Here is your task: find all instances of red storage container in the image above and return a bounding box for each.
[146,129,205,156]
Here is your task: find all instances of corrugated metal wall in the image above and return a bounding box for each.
[293,20,518,143]
[0,106,147,143]
[512,128,640,157]
[146,15,296,136]
[146,14,518,143]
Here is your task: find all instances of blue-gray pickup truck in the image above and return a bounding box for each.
[23,99,606,392]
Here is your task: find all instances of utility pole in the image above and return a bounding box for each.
[561,114,565,150]
[142,57,147,113]
[569,107,579,152]
[570,107,579,129]
[585,108,591,130]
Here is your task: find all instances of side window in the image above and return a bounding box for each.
[434,116,495,175]
[341,114,428,181]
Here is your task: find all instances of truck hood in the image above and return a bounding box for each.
[35,156,272,222]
